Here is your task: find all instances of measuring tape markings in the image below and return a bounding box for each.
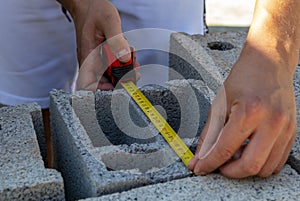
[121,81,194,167]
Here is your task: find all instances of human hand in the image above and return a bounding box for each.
[59,0,138,91]
[69,0,131,64]
[188,44,297,178]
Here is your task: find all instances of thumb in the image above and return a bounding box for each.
[78,0,131,64]
[99,1,131,62]
[197,86,228,159]
[106,34,131,63]
[188,86,228,169]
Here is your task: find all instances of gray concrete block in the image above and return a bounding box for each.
[288,65,300,173]
[0,103,64,201]
[83,165,300,201]
[50,79,213,200]
[0,103,48,166]
[169,31,247,93]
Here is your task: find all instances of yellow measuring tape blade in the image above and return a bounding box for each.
[121,81,194,167]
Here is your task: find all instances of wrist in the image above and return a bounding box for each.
[57,0,85,19]
[246,32,299,73]
[245,1,300,73]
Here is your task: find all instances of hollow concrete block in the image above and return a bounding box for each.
[50,79,213,200]
[169,31,247,93]
[0,103,64,201]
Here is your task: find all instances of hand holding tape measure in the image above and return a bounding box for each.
[102,43,194,167]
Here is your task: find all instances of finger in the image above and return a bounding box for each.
[220,111,288,178]
[188,109,212,170]
[273,121,297,174]
[198,90,227,158]
[197,86,228,158]
[189,87,227,170]
[196,109,212,154]
[105,31,131,63]
[98,3,129,59]
[97,76,114,91]
[193,97,264,176]
[258,117,294,177]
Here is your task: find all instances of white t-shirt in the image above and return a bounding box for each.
[0,1,205,107]
[111,0,205,86]
[0,0,77,108]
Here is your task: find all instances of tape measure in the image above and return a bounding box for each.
[121,81,194,167]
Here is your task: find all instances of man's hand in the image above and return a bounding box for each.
[58,0,132,90]
[189,45,297,178]
[189,0,300,178]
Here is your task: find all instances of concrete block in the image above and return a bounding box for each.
[50,79,213,200]
[0,103,48,165]
[85,165,300,201]
[288,65,300,173]
[0,103,64,201]
[169,31,247,93]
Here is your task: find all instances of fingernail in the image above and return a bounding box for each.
[187,156,198,169]
[194,171,207,176]
[117,49,130,62]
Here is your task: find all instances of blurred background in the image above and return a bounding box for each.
[206,0,256,32]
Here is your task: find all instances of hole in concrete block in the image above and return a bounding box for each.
[101,149,175,173]
[207,41,234,51]
[141,86,181,133]
[95,86,182,146]
[153,105,167,120]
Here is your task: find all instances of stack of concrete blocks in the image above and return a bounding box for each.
[0,103,64,200]
[44,30,300,200]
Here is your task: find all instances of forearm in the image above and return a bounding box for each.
[246,0,300,72]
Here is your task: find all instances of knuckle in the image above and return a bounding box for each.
[216,146,234,160]
[245,97,263,116]
[242,160,263,176]
[103,11,120,24]
[238,98,264,129]
[258,170,272,178]
[271,111,288,126]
